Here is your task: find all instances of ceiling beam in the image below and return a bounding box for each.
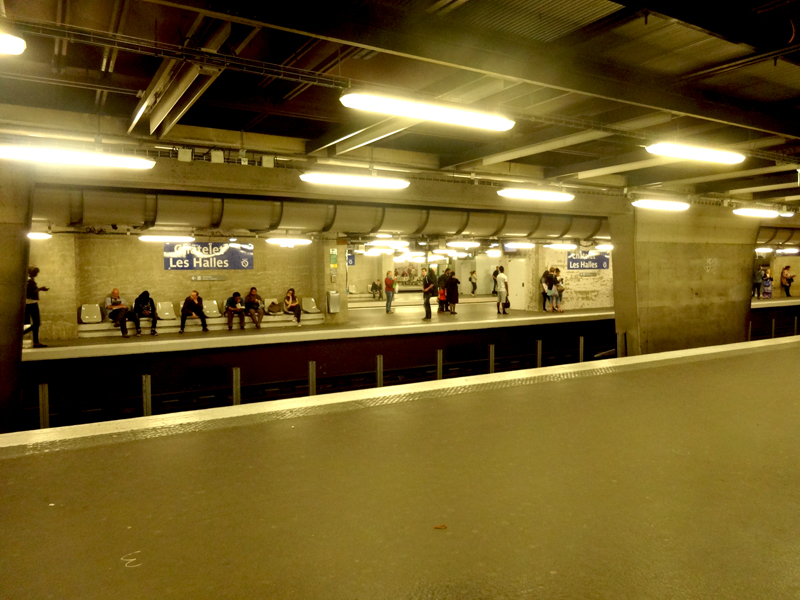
[698,172,800,194]
[140,0,800,138]
[753,187,800,201]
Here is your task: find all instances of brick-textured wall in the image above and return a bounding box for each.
[28,235,79,340]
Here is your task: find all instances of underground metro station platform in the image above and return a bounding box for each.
[3,336,800,599]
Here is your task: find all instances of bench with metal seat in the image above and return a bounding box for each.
[157,301,176,320]
[79,304,103,324]
[301,297,322,313]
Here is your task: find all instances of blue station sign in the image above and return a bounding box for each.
[567,252,610,270]
[163,242,254,270]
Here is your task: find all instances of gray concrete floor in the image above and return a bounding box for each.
[3,343,800,599]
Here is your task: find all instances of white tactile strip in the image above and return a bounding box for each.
[2,335,798,459]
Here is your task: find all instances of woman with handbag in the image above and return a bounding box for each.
[781,265,795,297]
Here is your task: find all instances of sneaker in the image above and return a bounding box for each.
[202,328,210,332]
[297,322,302,327]
[33,342,48,348]
[151,330,158,336]
[122,334,130,339]
[422,317,431,321]
[113,322,120,328]
[179,329,184,334]
[135,331,141,337]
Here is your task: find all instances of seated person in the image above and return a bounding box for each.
[105,288,130,338]
[225,291,246,330]
[244,287,264,329]
[371,279,383,300]
[284,288,301,327]
[179,290,209,333]
[130,290,159,336]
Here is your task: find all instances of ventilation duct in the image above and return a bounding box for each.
[757,227,800,245]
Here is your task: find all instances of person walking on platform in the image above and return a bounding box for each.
[469,270,477,296]
[244,287,264,329]
[491,266,499,295]
[180,290,209,333]
[131,290,158,336]
[752,266,764,299]
[25,266,49,348]
[225,291,246,330]
[781,265,795,297]
[496,266,508,315]
[384,270,396,313]
[105,288,131,338]
[284,288,302,327]
[421,267,436,320]
[446,271,460,314]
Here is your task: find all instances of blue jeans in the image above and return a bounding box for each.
[385,291,394,312]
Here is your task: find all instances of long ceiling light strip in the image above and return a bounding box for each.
[0,32,26,55]
[266,237,312,248]
[733,208,779,218]
[340,91,515,132]
[645,142,745,164]
[300,172,410,190]
[544,243,577,250]
[631,199,691,211]
[498,188,574,202]
[0,146,156,169]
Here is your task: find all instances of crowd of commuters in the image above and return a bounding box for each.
[753,265,795,299]
[540,267,564,313]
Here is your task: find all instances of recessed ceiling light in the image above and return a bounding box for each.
[645,142,745,164]
[446,240,481,249]
[755,247,774,253]
[544,243,577,250]
[0,146,156,169]
[266,237,312,248]
[0,33,26,55]
[594,244,614,251]
[779,211,795,218]
[300,172,410,190]
[486,249,502,257]
[777,247,800,254]
[733,208,779,218]
[375,233,393,238]
[631,199,691,211]
[27,232,52,240]
[504,241,535,250]
[497,188,574,202]
[340,91,515,132]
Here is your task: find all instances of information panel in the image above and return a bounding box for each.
[163,242,254,270]
[567,251,610,270]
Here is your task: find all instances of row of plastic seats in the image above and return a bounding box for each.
[79,297,321,324]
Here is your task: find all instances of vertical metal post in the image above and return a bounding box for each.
[308,361,316,396]
[38,383,49,429]
[142,374,152,417]
[772,318,776,339]
[616,332,627,357]
[232,367,241,405]
[579,336,585,363]
[748,321,752,341]
[436,349,443,380]
[794,316,798,336]
[488,344,495,374]
[536,340,542,368]
[376,355,384,388]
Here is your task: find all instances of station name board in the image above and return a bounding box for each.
[567,252,609,270]
[163,242,254,270]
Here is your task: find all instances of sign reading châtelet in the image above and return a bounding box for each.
[163,242,254,270]
[567,252,609,270]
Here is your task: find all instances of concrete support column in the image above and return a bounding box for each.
[609,213,641,355]
[312,234,348,325]
[0,163,33,430]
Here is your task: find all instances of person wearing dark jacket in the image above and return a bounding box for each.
[445,272,460,315]
[421,267,437,320]
[244,287,264,329]
[130,290,159,336]
[26,266,49,348]
[437,268,451,313]
[180,290,209,333]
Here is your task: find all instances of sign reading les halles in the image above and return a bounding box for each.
[163,242,254,270]
[567,252,610,270]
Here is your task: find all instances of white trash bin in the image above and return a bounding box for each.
[327,290,340,314]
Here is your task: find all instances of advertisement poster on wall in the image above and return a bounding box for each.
[163,242,254,270]
[567,251,610,270]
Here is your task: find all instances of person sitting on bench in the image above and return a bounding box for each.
[284,288,302,327]
[180,290,209,333]
[105,288,131,338]
[371,279,383,300]
[225,291,246,330]
[130,290,159,336]
[244,287,264,329]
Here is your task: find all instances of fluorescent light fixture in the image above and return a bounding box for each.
[0,146,156,169]
[27,232,52,240]
[631,199,690,211]
[497,188,574,202]
[266,237,312,248]
[367,240,409,249]
[433,248,454,255]
[733,208,779,218]
[406,251,425,257]
[393,255,407,263]
[418,241,427,246]
[428,255,447,261]
[139,235,195,242]
[486,249,502,258]
[504,241,535,250]
[340,91,515,132]
[777,247,800,254]
[365,249,383,256]
[446,240,480,249]
[755,247,774,253]
[0,33,26,55]
[645,142,745,164]
[454,252,469,258]
[595,244,614,251]
[299,171,409,190]
[375,233,393,238]
[544,243,577,250]
[410,256,426,263]
[779,211,795,218]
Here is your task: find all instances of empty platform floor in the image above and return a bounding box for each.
[3,337,799,599]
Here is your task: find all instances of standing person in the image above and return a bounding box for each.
[25,266,49,348]
[496,266,508,315]
[421,267,437,320]
[284,288,302,327]
[437,268,451,313]
[752,266,764,299]
[446,271,460,314]
[545,267,562,312]
[539,269,550,312]
[762,269,773,299]
[244,287,264,329]
[180,290,209,333]
[491,266,500,295]
[225,291,246,330]
[555,268,565,305]
[384,270,396,313]
[781,265,795,297]
[469,270,477,296]
[130,290,158,336]
[105,288,131,338]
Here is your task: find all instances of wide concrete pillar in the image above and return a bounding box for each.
[611,206,758,355]
[0,163,33,430]
[312,234,348,325]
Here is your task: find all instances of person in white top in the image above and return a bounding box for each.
[496,266,509,315]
